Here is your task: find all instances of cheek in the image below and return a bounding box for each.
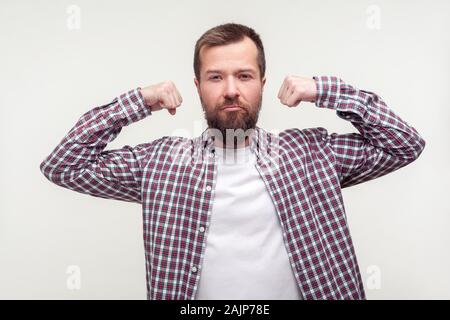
[244,87,262,102]
[200,86,222,103]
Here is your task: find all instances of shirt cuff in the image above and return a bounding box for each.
[117,88,152,123]
[313,76,380,125]
[313,76,342,110]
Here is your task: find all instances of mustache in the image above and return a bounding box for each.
[218,99,246,109]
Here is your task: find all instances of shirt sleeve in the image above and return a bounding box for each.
[40,88,156,203]
[312,76,426,188]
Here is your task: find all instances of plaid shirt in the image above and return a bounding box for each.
[40,76,425,300]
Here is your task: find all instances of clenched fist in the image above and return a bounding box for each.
[277,76,317,107]
[139,81,183,115]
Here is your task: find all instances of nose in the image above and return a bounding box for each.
[224,77,240,100]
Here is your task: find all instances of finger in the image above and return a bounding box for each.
[164,91,176,109]
[168,92,178,114]
[277,80,286,99]
[167,91,177,108]
[172,91,181,108]
[279,85,290,104]
[175,89,183,106]
[286,90,302,107]
[277,81,284,99]
[293,99,302,107]
[283,83,293,102]
[280,77,292,103]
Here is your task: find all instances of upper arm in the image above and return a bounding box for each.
[326,130,405,188]
[41,141,156,204]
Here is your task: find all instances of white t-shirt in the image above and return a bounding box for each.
[195,144,303,300]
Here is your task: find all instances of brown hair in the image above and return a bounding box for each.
[194,23,266,82]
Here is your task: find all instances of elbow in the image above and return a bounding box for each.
[40,157,83,186]
[402,134,426,163]
[412,135,426,160]
[40,158,52,181]
[40,158,60,183]
[388,132,426,165]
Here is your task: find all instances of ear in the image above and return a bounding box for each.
[262,76,266,91]
[194,77,201,96]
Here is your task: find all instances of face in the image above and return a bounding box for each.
[194,36,266,147]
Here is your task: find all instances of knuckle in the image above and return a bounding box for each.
[161,81,172,91]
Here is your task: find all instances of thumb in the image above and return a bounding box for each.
[168,108,176,115]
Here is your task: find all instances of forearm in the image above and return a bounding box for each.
[40,88,151,187]
[313,76,426,161]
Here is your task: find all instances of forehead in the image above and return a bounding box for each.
[199,36,259,72]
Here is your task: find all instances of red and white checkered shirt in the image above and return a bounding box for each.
[40,76,425,300]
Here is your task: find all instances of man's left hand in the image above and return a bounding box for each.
[277,75,317,107]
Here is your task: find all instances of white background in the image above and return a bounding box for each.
[0,0,448,299]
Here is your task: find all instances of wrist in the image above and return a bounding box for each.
[138,86,154,107]
[309,77,318,102]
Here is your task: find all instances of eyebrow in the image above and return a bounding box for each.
[205,68,257,74]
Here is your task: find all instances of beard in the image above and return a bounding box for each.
[201,93,263,148]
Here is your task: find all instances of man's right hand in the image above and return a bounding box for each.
[139,81,183,115]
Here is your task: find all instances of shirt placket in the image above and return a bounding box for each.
[188,144,218,299]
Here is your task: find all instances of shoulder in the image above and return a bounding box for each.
[278,127,329,150]
[125,135,193,161]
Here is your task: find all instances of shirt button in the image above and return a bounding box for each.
[199,226,205,233]
[206,185,212,192]
[191,266,198,273]
[322,101,328,107]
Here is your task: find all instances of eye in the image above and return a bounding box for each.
[240,74,252,80]
[209,75,221,81]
